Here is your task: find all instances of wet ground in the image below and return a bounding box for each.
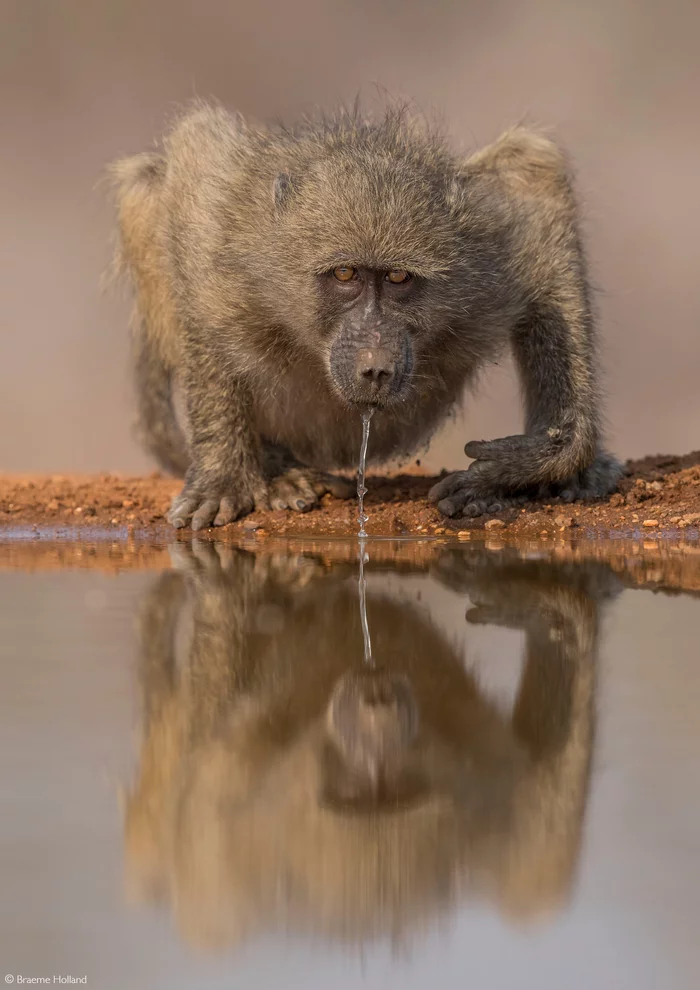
[1,532,699,990]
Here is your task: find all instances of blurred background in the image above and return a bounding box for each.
[1,0,699,475]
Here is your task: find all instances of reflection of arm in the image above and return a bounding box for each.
[125,545,258,904]
[125,570,188,904]
[183,549,257,744]
[501,583,598,919]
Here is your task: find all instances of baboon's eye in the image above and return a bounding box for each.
[333,266,357,282]
[386,270,411,284]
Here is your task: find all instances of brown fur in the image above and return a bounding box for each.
[123,543,616,949]
[110,102,622,528]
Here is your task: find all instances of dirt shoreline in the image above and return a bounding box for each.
[2,451,700,543]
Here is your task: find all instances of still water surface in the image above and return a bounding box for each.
[1,538,699,990]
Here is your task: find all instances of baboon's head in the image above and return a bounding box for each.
[270,115,465,408]
[323,669,420,807]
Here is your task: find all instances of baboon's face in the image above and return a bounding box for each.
[321,266,418,407]
[322,670,422,808]
[272,146,462,407]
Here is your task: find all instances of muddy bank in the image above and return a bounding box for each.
[1,450,700,542]
[2,450,700,589]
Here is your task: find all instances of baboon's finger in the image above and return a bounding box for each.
[167,495,199,528]
[428,471,471,504]
[191,499,221,531]
[213,496,242,527]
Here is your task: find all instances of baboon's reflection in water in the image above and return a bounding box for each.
[125,541,620,951]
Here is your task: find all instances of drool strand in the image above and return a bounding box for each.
[357,408,374,665]
[357,408,374,539]
[357,539,373,666]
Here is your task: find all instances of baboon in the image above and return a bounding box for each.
[111,101,622,530]
[124,542,618,949]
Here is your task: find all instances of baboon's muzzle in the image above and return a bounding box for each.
[329,329,413,407]
[324,670,420,804]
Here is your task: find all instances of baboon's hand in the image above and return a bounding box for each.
[465,582,556,630]
[429,436,532,517]
[167,466,355,530]
[429,466,528,519]
[167,474,266,531]
[429,436,623,518]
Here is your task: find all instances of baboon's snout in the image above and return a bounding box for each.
[329,330,413,407]
[326,671,419,791]
[355,346,396,396]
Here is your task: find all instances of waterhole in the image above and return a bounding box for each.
[1,535,699,988]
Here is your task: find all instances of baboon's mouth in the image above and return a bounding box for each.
[320,777,429,814]
[340,373,411,409]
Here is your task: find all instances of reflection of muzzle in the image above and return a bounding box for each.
[329,330,413,407]
[326,671,419,786]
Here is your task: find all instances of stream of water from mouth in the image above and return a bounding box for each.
[356,409,375,665]
[356,408,373,540]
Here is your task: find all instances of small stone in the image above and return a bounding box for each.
[457,530,471,539]
[122,499,134,509]
[642,519,659,527]
[647,480,663,492]
[669,516,681,525]
[554,514,575,527]
[609,493,624,507]
[682,512,700,524]
[74,506,83,515]
[46,499,59,511]
[484,518,505,530]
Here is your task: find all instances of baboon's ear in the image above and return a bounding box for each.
[273,172,296,211]
[448,128,567,216]
[445,171,470,214]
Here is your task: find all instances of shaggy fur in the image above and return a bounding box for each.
[110,102,622,528]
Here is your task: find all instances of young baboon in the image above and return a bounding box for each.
[111,102,622,530]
